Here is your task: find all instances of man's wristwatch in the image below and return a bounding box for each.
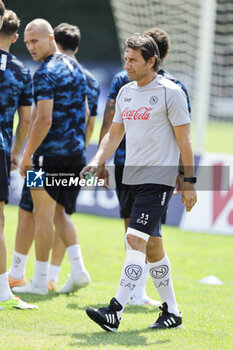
[183,177,197,184]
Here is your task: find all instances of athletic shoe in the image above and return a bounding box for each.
[12,280,48,295]
[86,297,122,332]
[128,293,161,307]
[148,302,182,329]
[8,275,26,288]
[58,271,90,294]
[0,295,38,310]
[47,280,57,291]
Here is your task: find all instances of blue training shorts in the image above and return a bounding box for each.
[127,183,174,237]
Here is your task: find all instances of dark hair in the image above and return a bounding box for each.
[0,0,5,17]
[0,9,20,36]
[54,22,81,52]
[124,33,160,71]
[144,28,170,60]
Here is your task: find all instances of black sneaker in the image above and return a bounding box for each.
[86,297,122,332]
[148,302,182,329]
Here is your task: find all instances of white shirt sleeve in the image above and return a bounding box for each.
[113,97,123,124]
[167,87,190,126]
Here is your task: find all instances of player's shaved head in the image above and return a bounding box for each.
[24,18,58,62]
[25,18,53,36]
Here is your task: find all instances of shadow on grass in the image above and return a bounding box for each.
[13,291,60,304]
[124,305,159,314]
[66,302,159,315]
[53,329,171,348]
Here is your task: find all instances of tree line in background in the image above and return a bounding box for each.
[4,0,121,62]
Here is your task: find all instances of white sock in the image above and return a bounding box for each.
[47,264,61,283]
[67,244,86,278]
[8,251,28,280]
[115,249,146,319]
[0,273,13,301]
[148,254,179,316]
[132,262,149,299]
[32,260,48,288]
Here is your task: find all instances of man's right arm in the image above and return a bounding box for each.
[20,99,53,177]
[85,116,95,147]
[80,121,124,178]
[11,105,31,170]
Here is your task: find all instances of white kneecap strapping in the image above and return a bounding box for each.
[125,227,149,250]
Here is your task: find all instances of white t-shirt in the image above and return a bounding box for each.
[113,74,190,186]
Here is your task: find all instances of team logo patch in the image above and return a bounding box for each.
[150,265,169,279]
[26,169,45,188]
[125,264,142,280]
[149,96,158,105]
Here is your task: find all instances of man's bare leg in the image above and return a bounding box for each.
[8,208,34,285]
[0,201,13,302]
[0,202,38,309]
[12,190,56,294]
[0,202,7,275]
[47,229,66,290]
[15,208,34,254]
[54,204,90,294]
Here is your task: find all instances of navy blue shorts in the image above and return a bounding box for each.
[126,183,174,237]
[21,154,85,215]
[115,165,168,225]
[0,151,9,203]
[19,182,33,212]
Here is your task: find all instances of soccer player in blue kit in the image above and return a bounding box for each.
[12,18,90,295]
[0,8,37,309]
[47,22,100,290]
[98,28,191,306]
[9,21,100,293]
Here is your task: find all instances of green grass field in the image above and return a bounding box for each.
[2,205,233,350]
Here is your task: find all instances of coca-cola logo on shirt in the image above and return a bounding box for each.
[122,107,152,120]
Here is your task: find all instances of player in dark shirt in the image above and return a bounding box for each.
[9,22,100,293]
[0,8,37,310]
[11,18,90,296]
[47,22,100,290]
[54,23,100,147]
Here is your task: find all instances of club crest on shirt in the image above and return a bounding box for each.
[149,96,159,105]
[122,107,152,120]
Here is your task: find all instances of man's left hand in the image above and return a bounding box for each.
[20,153,32,178]
[182,182,197,212]
[10,152,20,171]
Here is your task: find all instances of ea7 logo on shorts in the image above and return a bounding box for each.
[150,265,169,279]
[26,169,45,188]
[125,264,142,281]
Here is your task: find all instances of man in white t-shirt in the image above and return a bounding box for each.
[81,34,197,332]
